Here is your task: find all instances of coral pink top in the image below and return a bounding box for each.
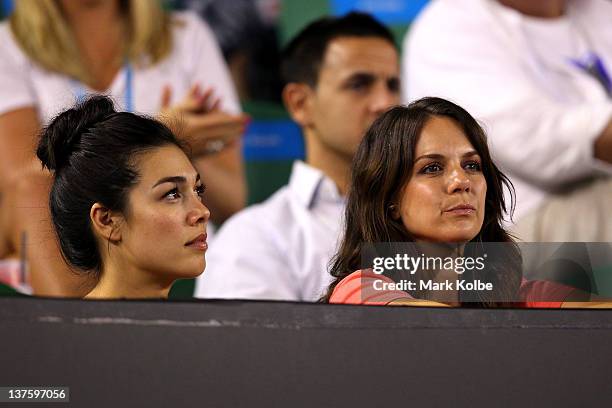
[329,270,575,308]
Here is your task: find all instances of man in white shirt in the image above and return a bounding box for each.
[404,0,612,241]
[195,12,400,301]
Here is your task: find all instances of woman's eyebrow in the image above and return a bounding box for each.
[462,150,480,158]
[153,176,186,188]
[415,153,444,162]
[415,150,479,162]
[153,174,201,188]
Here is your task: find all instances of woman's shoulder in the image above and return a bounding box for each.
[329,269,412,305]
[518,278,575,308]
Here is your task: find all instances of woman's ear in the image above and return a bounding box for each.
[90,203,123,243]
[389,203,401,220]
[282,82,314,127]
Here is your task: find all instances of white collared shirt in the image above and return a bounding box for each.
[195,161,345,301]
[403,0,612,222]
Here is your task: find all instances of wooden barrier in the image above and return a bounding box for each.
[1,297,611,407]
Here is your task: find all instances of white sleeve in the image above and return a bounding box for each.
[403,3,612,190]
[0,25,36,115]
[194,210,300,300]
[179,12,241,114]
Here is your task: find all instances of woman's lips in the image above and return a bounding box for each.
[186,233,208,251]
[444,204,476,215]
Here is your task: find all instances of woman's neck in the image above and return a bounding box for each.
[498,0,566,18]
[60,0,125,90]
[85,262,172,300]
[415,242,465,259]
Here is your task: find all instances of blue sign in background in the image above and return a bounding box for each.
[242,120,304,161]
[1,0,13,16]
[331,0,429,25]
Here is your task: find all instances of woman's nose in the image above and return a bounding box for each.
[187,199,210,226]
[447,168,471,194]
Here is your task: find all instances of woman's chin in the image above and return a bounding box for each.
[171,260,206,279]
[435,229,480,244]
[189,261,206,278]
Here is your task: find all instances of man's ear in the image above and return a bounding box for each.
[90,203,123,243]
[282,82,314,127]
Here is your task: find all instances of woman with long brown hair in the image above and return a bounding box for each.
[323,97,608,308]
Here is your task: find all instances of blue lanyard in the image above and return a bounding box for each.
[570,52,612,97]
[125,63,133,112]
[71,63,134,112]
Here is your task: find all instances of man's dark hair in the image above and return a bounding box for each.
[280,12,395,87]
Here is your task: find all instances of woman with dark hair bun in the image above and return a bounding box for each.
[0,0,247,296]
[323,97,611,308]
[37,96,209,299]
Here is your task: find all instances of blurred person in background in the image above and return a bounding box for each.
[404,0,612,242]
[195,12,400,301]
[0,0,247,296]
[172,0,283,102]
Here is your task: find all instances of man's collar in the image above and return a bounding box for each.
[289,161,343,209]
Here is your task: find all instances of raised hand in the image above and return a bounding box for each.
[158,84,250,156]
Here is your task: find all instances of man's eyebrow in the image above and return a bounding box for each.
[153,174,201,188]
[343,72,376,82]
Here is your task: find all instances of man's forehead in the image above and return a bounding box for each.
[320,36,398,73]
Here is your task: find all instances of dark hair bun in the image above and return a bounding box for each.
[37,96,116,171]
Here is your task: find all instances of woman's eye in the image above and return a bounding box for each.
[164,188,181,200]
[464,161,482,171]
[195,185,206,201]
[421,163,442,174]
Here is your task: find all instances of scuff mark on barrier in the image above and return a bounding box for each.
[34,313,612,330]
[36,315,308,329]
[72,317,242,328]
[38,316,64,323]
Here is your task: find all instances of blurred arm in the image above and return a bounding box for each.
[0,108,40,192]
[192,140,246,224]
[177,13,247,221]
[594,118,612,163]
